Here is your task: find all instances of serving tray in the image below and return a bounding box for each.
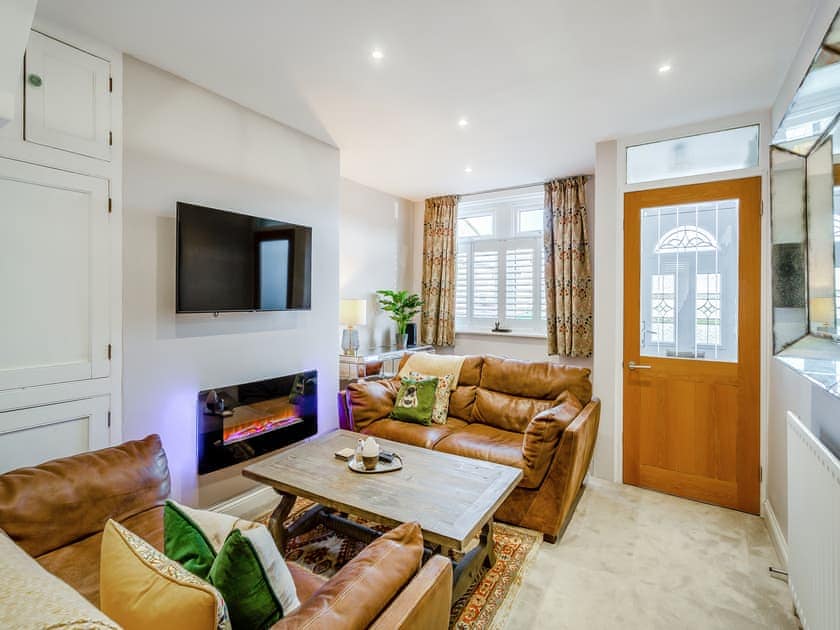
[348,455,403,474]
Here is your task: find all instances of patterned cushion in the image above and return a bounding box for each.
[100,519,230,630]
[0,530,119,629]
[409,371,453,424]
[390,376,438,425]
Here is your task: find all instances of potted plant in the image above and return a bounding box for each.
[376,290,423,348]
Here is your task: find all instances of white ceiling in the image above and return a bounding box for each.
[37,0,817,200]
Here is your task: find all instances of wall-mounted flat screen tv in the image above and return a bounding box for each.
[176,202,312,313]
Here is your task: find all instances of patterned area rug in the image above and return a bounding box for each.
[258,499,541,629]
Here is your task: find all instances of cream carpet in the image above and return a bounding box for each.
[500,478,797,629]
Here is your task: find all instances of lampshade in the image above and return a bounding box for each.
[340,299,367,327]
[810,297,835,326]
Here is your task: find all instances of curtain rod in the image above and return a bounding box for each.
[457,174,592,199]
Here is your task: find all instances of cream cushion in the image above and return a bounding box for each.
[399,352,465,390]
[0,529,119,629]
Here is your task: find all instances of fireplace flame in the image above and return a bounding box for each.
[223,407,303,445]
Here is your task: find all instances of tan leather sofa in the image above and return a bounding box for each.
[339,355,601,542]
[0,435,452,630]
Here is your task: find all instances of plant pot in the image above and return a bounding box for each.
[396,333,409,349]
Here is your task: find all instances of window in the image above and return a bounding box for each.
[640,199,738,362]
[455,187,546,332]
[626,125,759,184]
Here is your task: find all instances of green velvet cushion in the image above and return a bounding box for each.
[390,376,438,425]
[163,500,300,630]
[209,530,283,630]
[164,501,216,577]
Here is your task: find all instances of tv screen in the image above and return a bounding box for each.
[176,202,312,313]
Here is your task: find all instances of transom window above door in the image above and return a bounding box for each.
[455,187,546,333]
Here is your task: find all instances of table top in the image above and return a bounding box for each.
[242,429,522,550]
[339,345,434,364]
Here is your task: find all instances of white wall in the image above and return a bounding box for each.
[122,56,340,508]
[339,178,414,349]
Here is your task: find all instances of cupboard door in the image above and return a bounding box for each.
[24,31,111,161]
[0,157,110,391]
[0,396,110,473]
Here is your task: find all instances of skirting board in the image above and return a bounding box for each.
[210,485,278,520]
[763,498,789,570]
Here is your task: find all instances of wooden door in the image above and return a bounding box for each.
[0,157,110,391]
[623,177,761,513]
[24,31,111,161]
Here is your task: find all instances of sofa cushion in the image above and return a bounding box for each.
[522,391,583,486]
[0,434,170,558]
[346,379,400,430]
[36,505,165,606]
[164,500,301,627]
[391,376,438,425]
[433,424,544,489]
[479,355,592,405]
[0,529,120,630]
[272,521,423,630]
[362,417,467,449]
[471,388,555,433]
[100,519,231,630]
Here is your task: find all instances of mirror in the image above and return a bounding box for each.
[806,129,838,336]
[773,14,840,156]
[771,148,807,352]
[771,9,840,352]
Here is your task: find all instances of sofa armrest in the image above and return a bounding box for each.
[370,555,452,630]
[271,521,423,629]
[342,379,400,432]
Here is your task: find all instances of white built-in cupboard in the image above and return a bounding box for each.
[0,20,122,473]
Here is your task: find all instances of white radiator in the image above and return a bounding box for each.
[787,411,840,630]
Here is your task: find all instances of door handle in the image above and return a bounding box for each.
[627,361,652,370]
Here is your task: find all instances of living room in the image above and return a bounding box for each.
[1,1,840,629]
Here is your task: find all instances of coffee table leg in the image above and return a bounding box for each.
[267,491,297,553]
[451,520,497,600]
[481,520,496,568]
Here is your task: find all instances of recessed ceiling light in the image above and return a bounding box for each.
[658,63,672,74]
[464,166,473,173]
[458,118,469,128]
[371,48,384,60]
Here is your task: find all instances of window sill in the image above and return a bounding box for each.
[455,328,547,340]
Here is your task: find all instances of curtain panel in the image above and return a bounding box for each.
[420,195,459,346]
[544,176,593,357]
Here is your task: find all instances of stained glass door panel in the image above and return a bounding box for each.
[640,200,739,362]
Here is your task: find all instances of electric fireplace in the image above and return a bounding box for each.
[197,370,317,474]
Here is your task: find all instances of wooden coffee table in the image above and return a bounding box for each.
[242,429,522,599]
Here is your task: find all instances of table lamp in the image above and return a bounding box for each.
[340,299,367,355]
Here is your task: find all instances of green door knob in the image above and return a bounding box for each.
[28,74,42,87]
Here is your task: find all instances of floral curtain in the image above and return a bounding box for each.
[544,176,592,357]
[420,195,459,346]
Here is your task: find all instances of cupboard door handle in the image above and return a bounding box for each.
[28,74,42,87]
[628,361,652,370]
